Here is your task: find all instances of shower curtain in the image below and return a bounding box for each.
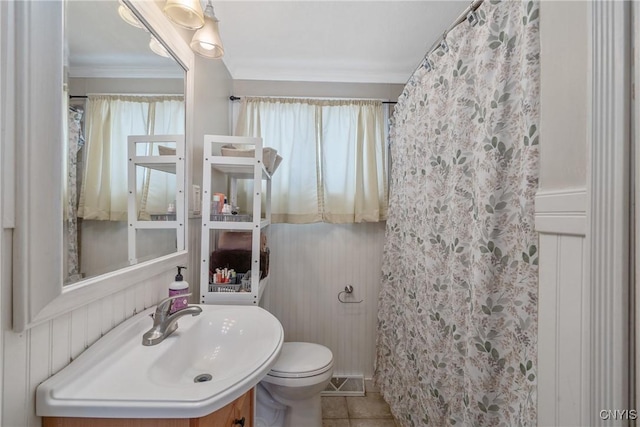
[375,1,539,426]
[65,106,84,284]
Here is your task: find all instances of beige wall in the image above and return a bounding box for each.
[539,1,588,191]
[190,56,233,196]
[68,77,184,96]
[233,79,404,101]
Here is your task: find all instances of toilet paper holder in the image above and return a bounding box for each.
[338,285,363,304]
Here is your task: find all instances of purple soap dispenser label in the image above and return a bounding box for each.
[169,289,188,313]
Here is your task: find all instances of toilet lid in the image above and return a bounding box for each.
[268,342,334,378]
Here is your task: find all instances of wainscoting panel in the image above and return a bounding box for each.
[2,273,170,427]
[536,188,588,427]
[262,222,386,378]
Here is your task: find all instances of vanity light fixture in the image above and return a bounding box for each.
[149,35,172,58]
[117,0,145,29]
[189,1,224,59]
[163,0,205,30]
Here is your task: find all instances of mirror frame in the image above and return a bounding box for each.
[12,0,195,331]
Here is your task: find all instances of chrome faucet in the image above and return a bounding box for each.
[142,294,202,346]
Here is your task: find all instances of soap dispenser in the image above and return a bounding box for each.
[169,266,189,313]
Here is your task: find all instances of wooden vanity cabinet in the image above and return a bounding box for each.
[42,387,254,427]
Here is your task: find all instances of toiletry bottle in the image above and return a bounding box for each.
[222,197,231,214]
[211,195,221,216]
[169,266,189,313]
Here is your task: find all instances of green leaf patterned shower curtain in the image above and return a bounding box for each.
[375,1,539,426]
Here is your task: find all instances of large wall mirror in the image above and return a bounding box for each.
[13,0,195,331]
[65,0,185,285]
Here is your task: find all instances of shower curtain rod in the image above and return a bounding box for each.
[405,0,484,83]
[229,95,397,104]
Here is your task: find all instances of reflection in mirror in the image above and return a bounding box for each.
[127,135,185,266]
[64,0,186,285]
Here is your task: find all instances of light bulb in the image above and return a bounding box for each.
[190,3,224,59]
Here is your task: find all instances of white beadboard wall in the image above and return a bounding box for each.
[260,222,386,378]
[2,270,172,427]
[536,189,588,427]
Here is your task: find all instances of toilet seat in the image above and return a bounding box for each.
[267,342,334,379]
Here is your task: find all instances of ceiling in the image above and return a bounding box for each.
[67,1,468,84]
[66,0,184,78]
[214,1,467,84]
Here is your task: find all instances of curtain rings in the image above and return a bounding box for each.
[439,31,450,53]
[423,57,435,72]
[467,2,480,27]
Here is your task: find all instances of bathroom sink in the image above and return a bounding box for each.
[36,305,283,419]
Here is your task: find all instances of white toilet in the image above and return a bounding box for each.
[256,342,334,427]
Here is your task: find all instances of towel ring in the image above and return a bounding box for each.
[338,285,363,304]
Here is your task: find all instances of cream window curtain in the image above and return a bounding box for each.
[78,95,184,221]
[235,97,388,224]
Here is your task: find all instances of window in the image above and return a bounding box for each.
[235,97,388,224]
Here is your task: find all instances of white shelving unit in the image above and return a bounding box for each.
[200,135,272,305]
[127,135,185,265]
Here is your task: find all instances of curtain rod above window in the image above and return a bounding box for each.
[229,95,397,105]
[70,93,183,98]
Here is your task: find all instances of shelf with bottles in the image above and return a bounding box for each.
[202,274,270,304]
[199,135,276,306]
[127,135,185,265]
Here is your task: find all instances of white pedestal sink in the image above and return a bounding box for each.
[36,305,283,419]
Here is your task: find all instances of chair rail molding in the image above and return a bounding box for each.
[587,0,631,424]
[535,188,587,236]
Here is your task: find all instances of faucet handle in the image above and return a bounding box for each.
[155,293,192,316]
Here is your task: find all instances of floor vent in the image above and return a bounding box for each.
[321,375,365,396]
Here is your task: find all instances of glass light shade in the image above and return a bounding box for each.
[118,0,144,29]
[149,36,172,58]
[163,0,204,30]
[190,9,224,59]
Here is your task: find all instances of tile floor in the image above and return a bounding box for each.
[321,380,398,427]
